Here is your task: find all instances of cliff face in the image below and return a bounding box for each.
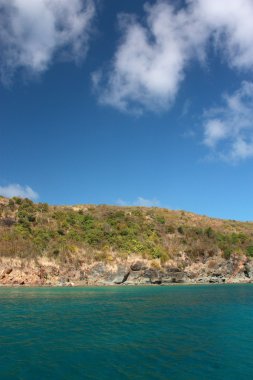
[0,252,252,286]
[1,196,253,286]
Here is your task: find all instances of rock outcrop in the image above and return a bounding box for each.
[1,255,253,287]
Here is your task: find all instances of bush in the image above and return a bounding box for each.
[223,247,233,259]
[205,227,215,239]
[166,225,175,234]
[156,216,165,224]
[178,226,184,235]
[37,203,49,212]
[8,199,15,210]
[247,246,253,257]
[13,197,22,205]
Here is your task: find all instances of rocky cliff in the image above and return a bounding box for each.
[1,252,252,286]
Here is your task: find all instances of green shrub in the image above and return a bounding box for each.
[13,197,22,205]
[178,226,184,235]
[8,199,15,210]
[223,247,233,259]
[246,246,253,257]
[205,227,215,239]
[37,203,49,212]
[156,216,165,224]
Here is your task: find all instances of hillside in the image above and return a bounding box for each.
[1,196,253,286]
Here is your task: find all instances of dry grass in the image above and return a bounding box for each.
[1,197,253,264]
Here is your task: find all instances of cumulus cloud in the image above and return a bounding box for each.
[94,0,253,113]
[116,197,160,207]
[0,0,96,82]
[194,0,253,70]
[0,184,39,200]
[93,1,205,113]
[203,81,253,161]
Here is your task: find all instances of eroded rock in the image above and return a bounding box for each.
[113,271,130,284]
[150,278,162,285]
[130,261,146,271]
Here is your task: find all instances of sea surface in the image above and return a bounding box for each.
[0,285,253,380]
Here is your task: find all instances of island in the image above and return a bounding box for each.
[0,196,253,286]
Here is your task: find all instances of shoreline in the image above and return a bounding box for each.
[1,280,253,288]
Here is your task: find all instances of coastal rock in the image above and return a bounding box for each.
[130,261,146,271]
[138,277,152,285]
[0,251,250,287]
[144,269,158,279]
[244,261,253,278]
[165,267,182,274]
[209,277,220,283]
[142,268,174,284]
[126,271,144,285]
[113,271,130,284]
[79,270,87,281]
[150,278,162,285]
[1,267,13,279]
[161,269,185,283]
[58,277,69,286]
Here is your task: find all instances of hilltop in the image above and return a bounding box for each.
[1,196,253,286]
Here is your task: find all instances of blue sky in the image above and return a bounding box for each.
[1,0,253,221]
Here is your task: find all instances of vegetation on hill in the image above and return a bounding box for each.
[0,196,253,265]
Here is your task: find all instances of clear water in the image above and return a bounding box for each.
[0,285,253,379]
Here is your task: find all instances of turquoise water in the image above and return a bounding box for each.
[1,285,253,379]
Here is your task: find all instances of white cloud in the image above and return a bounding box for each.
[203,119,228,148]
[202,81,253,161]
[194,0,253,69]
[0,184,39,200]
[94,0,253,113]
[94,1,206,113]
[0,0,96,82]
[116,197,160,207]
[134,197,160,207]
[116,198,128,206]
